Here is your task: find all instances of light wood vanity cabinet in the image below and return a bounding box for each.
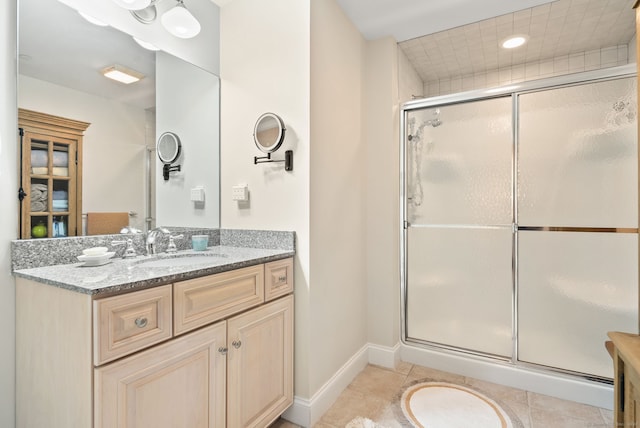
[609,332,640,427]
[16,257,294,428]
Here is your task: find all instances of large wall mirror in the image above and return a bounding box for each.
[17,0,220,239]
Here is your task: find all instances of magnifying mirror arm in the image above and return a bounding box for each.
[163,163,181,181]
[253,150,293,171]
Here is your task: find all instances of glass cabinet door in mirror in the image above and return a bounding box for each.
[17,0,220,239]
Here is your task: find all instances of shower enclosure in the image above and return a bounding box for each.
[401,65,638,381]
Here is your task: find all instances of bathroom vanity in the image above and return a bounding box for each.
[13,235,294,428]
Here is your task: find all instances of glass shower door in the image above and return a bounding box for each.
[405,97,514,358]
[517,77,638,378]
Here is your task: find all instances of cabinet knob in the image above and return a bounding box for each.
[232,340,242,349]
[218,347,228,355]
[278,275,287,283]
[134,317,148,328]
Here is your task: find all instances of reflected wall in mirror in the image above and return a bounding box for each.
[17,0,220,239]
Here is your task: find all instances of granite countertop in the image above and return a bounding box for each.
[13,245,294,296]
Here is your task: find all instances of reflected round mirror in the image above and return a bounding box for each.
[157,132,182,164]
[254,113,285,153]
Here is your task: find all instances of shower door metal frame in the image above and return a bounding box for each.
[400,64,638,382]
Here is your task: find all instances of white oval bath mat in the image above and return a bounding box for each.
[401,382,514,428]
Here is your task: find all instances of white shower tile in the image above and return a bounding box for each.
[499,68,512,85]
[584,49,600,70]
[618,45,629,62]
[473,73,486,88]
[539,60,554,77]
[525,61,539,79]
[568,53,585,72]
[450,77,462,92]
[462,75,475,91]
[553,55,569,74]
[601,46,618,66]
[439,79,451,94]
[511,64,525,82]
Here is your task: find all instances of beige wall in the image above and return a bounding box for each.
[0,0,17,426]
[219,0,312,397]
[364,38,402,348]
[309,0,368,393]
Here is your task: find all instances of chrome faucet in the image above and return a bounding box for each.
[146,227,170,255]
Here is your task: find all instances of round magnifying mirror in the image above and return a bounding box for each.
[254,113,285,153]
[157,132,181,164]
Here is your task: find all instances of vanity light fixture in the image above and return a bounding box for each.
[133,37,160,51]
[78,11,109,27]
[501,35,528,49]
[161,0,201,39]
[101,65,145,84]
[111,0,201,39]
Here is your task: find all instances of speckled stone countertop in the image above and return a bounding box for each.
[12,229,295,296]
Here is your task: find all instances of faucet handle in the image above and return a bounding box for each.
[166,234,183,253]
[111,239,137,258]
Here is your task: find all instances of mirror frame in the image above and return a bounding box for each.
[253,112,286,154]
[157,131,182,164]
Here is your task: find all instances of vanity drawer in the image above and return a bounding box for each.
[265,258,294,301]
[93,284,172,366]
[174,264,265,335]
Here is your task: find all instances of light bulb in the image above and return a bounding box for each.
[111,0,152,11]
[161,2,201,39]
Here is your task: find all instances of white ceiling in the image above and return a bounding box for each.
[334,0,558,42]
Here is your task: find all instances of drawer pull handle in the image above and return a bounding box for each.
[218,347,228,355]
[278,275,287,282]
[134,317,148,328]
[232,340,242,349]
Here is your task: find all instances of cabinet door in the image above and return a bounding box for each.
[95,321,227,428]
[227,295,294,428]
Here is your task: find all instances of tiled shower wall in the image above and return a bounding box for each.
[422,42,634,98]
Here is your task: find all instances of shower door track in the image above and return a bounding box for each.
[400,63,637,385]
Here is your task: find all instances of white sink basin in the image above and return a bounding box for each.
[135,253,226,268]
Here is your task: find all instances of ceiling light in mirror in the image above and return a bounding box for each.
[161,0,201,39]
[78,11,108,27]
[101,65,145,84]
[501,35,528,49]
[111,0,153,11]
[133,37,161,51]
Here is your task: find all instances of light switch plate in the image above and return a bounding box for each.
[232,184,249,202]
[190,186,205,202]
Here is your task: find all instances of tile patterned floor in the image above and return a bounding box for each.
[269,362,614,428]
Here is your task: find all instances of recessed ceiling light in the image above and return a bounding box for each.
[133,37,160,51]
[78,11,109,27]
[101,65,145,84]
[501,35,528,49]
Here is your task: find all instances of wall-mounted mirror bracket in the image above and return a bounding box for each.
[254,150,293,171]
[162,163,181,180]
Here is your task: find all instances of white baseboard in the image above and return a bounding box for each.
[368,342,401,369]
[282,344,369,427]
[284,341,614,427]
[400,343,614,410]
